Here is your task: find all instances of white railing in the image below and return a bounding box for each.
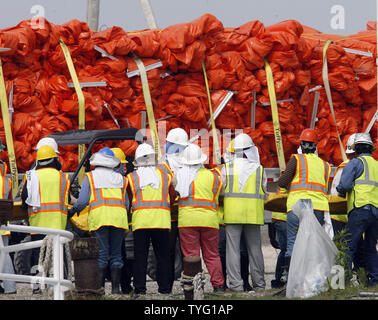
[0,224,74,300]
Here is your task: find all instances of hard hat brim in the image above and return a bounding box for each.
[181,153,207,165]
[166,138,189,146]
[352,142,376,152]
[90,153,120,168]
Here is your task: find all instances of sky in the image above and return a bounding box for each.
[0,0,376,34]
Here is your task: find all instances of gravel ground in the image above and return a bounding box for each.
[0,225,280,300]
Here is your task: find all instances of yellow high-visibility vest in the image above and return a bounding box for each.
[128,167,172,231]
[160,161,174,176]
[347,155,378,213]
[211,164,224,225]
[28,168,70,230]
[223,161,265,225]
[271,211,287,222]
[178,168,222,229]
[0,175,11,236]
[286,153,331,213]
[87,172,129,232]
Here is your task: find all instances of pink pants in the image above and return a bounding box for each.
[179,227,224,288]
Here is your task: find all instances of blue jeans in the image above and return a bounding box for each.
[286,210,324,258]
[272,220,287,281]
[345,206,378,286]
[93,226,125,269]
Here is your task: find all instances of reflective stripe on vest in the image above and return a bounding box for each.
[87,172,128,231]
[0,176,10,199]
[347,155,378,213]
[225,162,265,200]
[89,188,126,209]
[27,169,70,231]
[28,171,69,215]
[289,154,329,194]
[354,157,378,187]
[160,162,173,176]
[178,170,221,210]
[223,161,265,224]
[130,168,170,210]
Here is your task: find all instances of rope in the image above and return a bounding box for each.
[180,271,206,300]
[192,272,206,300]
[38,235,73,293]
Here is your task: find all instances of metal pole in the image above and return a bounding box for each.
[87,0,100,31]
[310,91,320,129]
[53,235,62,300]
[139,0,158,29]
[251,92,256,129]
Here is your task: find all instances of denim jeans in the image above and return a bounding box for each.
[286,210,324,257]
[272,220,287,281]
[93,226,125,269]
[345,206,378,286]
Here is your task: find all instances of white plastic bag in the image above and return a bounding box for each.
[286,199,338,298]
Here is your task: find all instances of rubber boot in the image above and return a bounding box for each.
[281,256,291,283]
[120,260,134,294]
[111,268,122,294]
[273,256,291,297]
[98,267,107,289]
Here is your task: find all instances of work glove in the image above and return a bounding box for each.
[337,192,346,198]
[268,223,280,249]
[68,208,77,219]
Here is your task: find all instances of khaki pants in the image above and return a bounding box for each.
[225,224,265,291]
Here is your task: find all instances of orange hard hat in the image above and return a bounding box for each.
[299,128,318,143]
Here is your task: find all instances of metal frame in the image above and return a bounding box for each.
[48,128,141,184]
[0,224,74,300]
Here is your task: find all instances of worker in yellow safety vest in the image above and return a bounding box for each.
[221,133,267,292]
[127,143,175,295]
[0,139,17,294]
[22,145,70,230]
[278,128,331,274]
[336,133,378,286]
[21,144,70,294]
[173,143,224,292]
[331,133,366,272]
[159,127,189,292]
[68,147,129,294]
[213,139,253,291]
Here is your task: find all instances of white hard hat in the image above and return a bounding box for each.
[134,143,156,166]
[181,144,207,165]
[352,132,376,151]
[89,152,120,168]
[135,143,155,159]
[36,137,60,154]
[166,128,189,146]
[233,133,254,150]
[346,133,357,154]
